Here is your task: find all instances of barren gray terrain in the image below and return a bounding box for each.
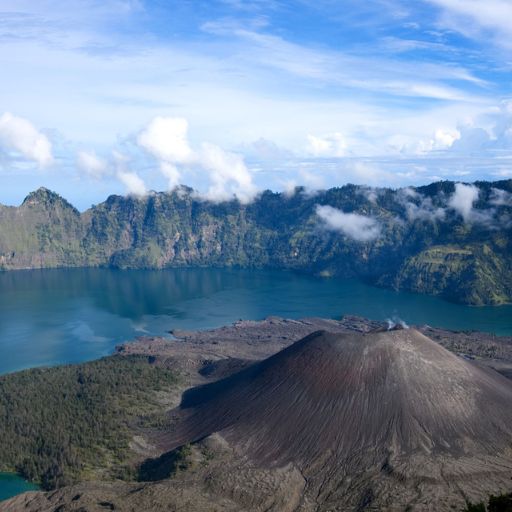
[3,317,512,512]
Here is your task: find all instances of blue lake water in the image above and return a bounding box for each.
[0,473,38,502]
[0,267,511,377]
[0,266,511,501]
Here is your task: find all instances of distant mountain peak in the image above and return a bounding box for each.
[22,187,78,213]
[159,329,512,509]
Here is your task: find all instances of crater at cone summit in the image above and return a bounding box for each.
[155,328,512,510]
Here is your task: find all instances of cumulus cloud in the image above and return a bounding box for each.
[316,205,381,241]
[198,143,258,203]
[138,116,192,164]
[113,150,147,197]
[306,132,347,157]
[137,116,193,189]
[116,170,147,197]
[448,182,480,221]
[159,162,180,190]
[0,112,53,167]
[447,101,512,156]
[390,127,461,155]
[137,116,258,203]
[76,150,108,179]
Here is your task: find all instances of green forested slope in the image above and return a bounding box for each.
[0,355,177,489]
[0,180,511,305]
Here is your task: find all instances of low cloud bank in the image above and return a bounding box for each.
[490,187,512,207]
[448,183,480,222]
[399,187,446,222]
[397,183,510,228]
[447,182,503,226]
[316,205,381,241]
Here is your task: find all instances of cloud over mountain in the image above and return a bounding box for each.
[136,116,257,203]
[316,205,381,241]
[116,170,147,197]
[448,182,480,221]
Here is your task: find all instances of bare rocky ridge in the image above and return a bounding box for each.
[2,317,512,512]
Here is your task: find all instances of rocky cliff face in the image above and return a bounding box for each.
[0,180,511,305]
[0,188,86,269]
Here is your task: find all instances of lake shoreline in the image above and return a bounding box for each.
[0,472,39,502]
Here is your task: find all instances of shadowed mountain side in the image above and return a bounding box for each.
[151,329,512,509]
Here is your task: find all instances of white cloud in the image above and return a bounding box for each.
[247,138,292,161]
[306,133,347,157]
[358,186,381,204]
[444,183,512,227]
[159,162,181,190]
[448,183,499,225]
[390,127,461,155]
[448,182,479,221]
[198,143,258,203]
[432,128,461,149]
[137,116,194,190]
[137,116,192,164]
[398,187,446,222]
[116,169,147,197]
[428,0,512,44]
[489,187,512,207]
[316,205,381,241]
[0,112,53,167]
[76,150,108,179]
[136,116,258,203]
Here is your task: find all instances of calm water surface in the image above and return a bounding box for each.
[0,473,38,501]
[0,267,511,376]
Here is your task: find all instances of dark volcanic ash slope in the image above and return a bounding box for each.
[4,326,512,512]
[158,328,512,510]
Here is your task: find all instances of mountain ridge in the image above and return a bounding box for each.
[1,179,511,305]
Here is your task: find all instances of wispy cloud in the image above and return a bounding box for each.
[76,150,107,179]
[316,205,381,241]
[116,169,147,196]
[427,0,512,48]
[202,22,488,102]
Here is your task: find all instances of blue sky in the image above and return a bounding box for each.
[1,0,512,209]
